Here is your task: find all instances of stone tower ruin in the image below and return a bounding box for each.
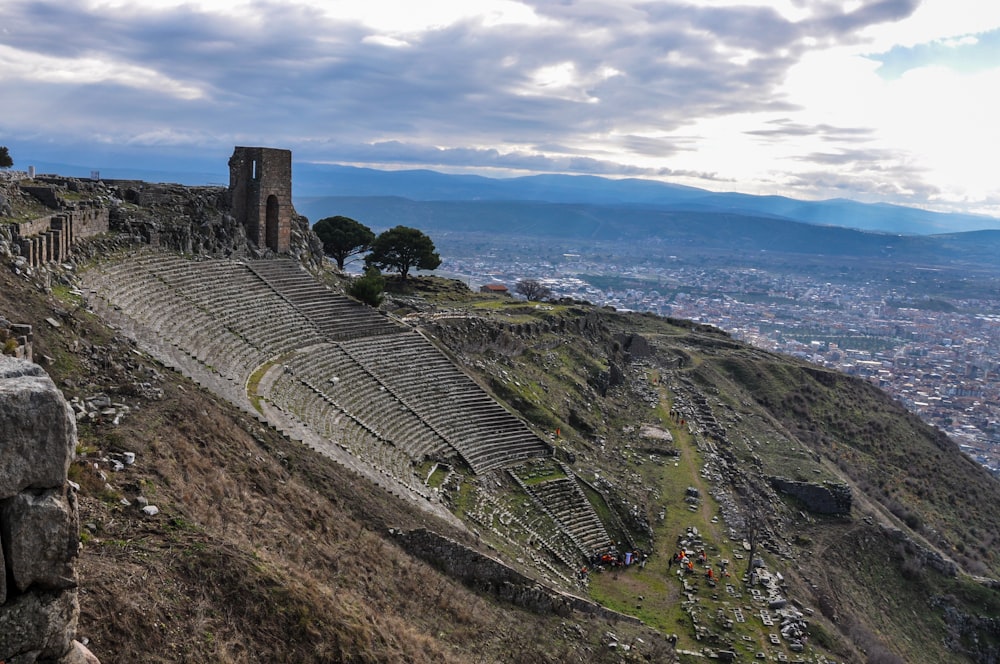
[228,146,292,254]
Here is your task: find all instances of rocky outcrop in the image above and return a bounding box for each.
[0,356,99,664]
[769,477,852,515]
[105,181,324,267]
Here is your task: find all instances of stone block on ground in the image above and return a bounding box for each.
[0,589,79,662]
[0,357,76,496]
[1,487,79,593]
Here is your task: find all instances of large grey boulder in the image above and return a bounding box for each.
[0,357,76,496]
[0,589,79,662]
[1,488,79,593]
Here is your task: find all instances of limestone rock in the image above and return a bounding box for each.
[1,488,79,593]
[62,640,101,664]
[0,358,44,381]
[0,589,79,662]
[0,357,76,496]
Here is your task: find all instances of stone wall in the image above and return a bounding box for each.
[393,528,640,624]
[12,205,110,268]
[0,357,99,663]
[12,215,58,239]
[884,526,958,577]
[20,186,61,209]
[71,206,110,240]
[769,477,852,515]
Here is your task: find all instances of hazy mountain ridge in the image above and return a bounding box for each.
[297,195,1000,270]
[20,157,998,234]
[293,163,1000,234]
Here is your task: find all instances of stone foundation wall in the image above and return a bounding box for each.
[0,357,99,663]
[72,206,110,240]
[393,528,639,624]
[769,477,852,515]
[13,215,58,238]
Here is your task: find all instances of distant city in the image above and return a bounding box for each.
[434,247,1000,477]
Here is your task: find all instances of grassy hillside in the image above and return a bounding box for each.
[406,286,1000,663]
[0,267,670,663]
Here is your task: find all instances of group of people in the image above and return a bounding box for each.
[668,547,731,585]
[579,545,649,579]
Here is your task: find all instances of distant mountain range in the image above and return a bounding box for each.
[293,163,1000,235]
[296,194,1000,270]
[23,155,1000,239]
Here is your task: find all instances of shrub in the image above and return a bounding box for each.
[347,267,385,307]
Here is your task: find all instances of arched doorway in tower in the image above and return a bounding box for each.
[265,195,280,252]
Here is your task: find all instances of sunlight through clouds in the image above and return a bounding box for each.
[4,0,1000,216]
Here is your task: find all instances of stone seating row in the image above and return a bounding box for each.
[272,356,452,464]
[338,334,550,473]
[264,382,428,497]
[247,260,403,340]
[277,375,435,494]
[87,253,550,477]
[284,345,451,460]
[182,260,330,351]
[472,493,582,571]
[141,255,327,354]
[524,476,611,555]
[83,260,268,383]
[86,254,448,507]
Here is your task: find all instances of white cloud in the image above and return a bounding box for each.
[361,35,410,48]
[316,0,543,32]
[0,44,204,100]
[774,25,1000,213]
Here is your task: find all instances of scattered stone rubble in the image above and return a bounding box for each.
[0,319,33,361]
[673,521,819,662]
[67,394,132,426]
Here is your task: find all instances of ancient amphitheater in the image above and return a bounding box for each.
[5,146,613,580]
[81,250,613,571]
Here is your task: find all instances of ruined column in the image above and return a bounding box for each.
[18,238,34,266]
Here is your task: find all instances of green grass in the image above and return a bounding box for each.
[425,465,449,489]
[51,283,84,307]
[246,359,278,414]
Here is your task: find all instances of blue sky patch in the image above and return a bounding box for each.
[869,28,1000,78]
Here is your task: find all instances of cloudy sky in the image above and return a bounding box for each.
[3,0,1000,215]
